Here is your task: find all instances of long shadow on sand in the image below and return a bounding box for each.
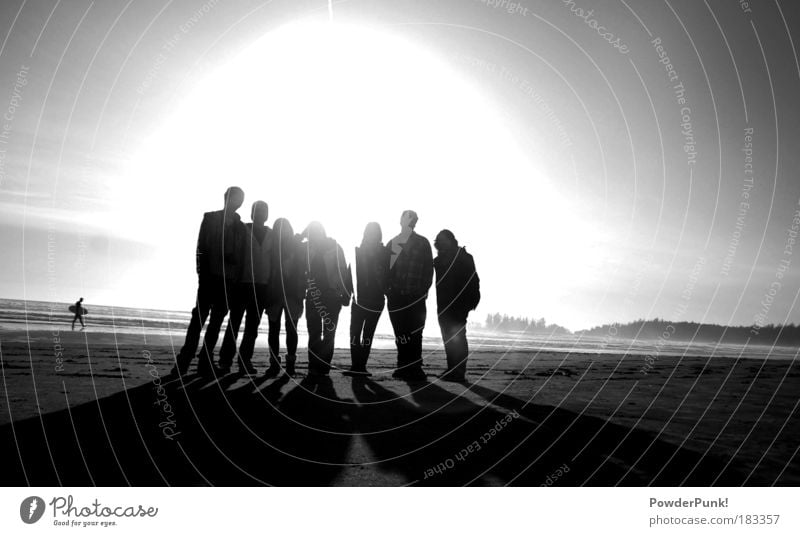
[0,374,745,485]
[0,374,354,485]
[464,382,744,485]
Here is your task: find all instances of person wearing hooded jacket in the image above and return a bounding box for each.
[434,230,480,382]
[303,221,353,377]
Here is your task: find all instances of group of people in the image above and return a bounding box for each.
[170,186,481,382]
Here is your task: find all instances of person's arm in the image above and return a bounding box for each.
[263,229,274,286]
[421,237,434,295]
[339,244,354,299]
[353,246,361,303]
[464,254,481,312]
[380,246,391,295]
[196,214,210,277]
[296,240,310,298]
[234,221,247,282]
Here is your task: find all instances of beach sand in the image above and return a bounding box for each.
[1,326,798,486]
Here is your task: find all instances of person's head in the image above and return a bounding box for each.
[400,209,418,229]
[305,221,327,246]
[251,201,268,226]
[273,218,294,243]
[223,186,245,211]
[434,229,458,253]
[274,218,293,236]
[361,222,382,247]
[78,297,83,303]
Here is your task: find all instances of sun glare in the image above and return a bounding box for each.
[120,20,586,312]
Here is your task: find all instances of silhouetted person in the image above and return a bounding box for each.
[303,222,352,377]
[264,218,305,377]
[218,201,272,376]
[172,187,247,378]
[386,210,433,380]
[345,223,389,377]
[434,230,480,382]
[71,297,85,330]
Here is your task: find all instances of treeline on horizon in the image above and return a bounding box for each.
[483,314,570,335]
[484,314,800,346]
[577,319,800,346]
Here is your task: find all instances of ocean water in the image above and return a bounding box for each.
[0,299,796,360]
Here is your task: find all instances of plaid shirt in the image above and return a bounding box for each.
[386,232,433,298]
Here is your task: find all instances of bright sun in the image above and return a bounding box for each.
[120,20,585,315]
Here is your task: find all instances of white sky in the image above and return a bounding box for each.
[1,0,799,331]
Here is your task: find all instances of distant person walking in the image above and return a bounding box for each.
[433,230,480,382]
[172,187,247,378]
[71,297,86,330]
[303,222,352,377]
[264,218,305,377]
[218,201,272,376]
[386,210,433,380]
[345,222,389,377]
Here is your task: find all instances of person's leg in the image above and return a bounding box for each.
[360,304,383,369]
[239,285,269,370]
[284,301,302,375]
[175,280,213,372]
[408,299,427,374]
[72,313,78,330]
[199,307,226,372]
[266,303,281,360]
[305,297,318,373]
[320,298,341,373]
[306,297,324,374]
[285,302,301,357]
[78,314,85,328]
[264,304,282,376]
[219,287,246,370]
[439,313,457,372]
[451,320,469,379]
[440,312,468,379]
[349,302,366,370]
[388,295,414,374]
[197,279,232,373]
[238,302,262,369]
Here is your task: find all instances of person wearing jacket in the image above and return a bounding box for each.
[71,297,86,330]
[172,186,247,378]
[218,200,272,376]
[386,210,433,381]
[303,221,353,377]
[434,230,480,382]
[264,218,306,377]
[345,222,389,377]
